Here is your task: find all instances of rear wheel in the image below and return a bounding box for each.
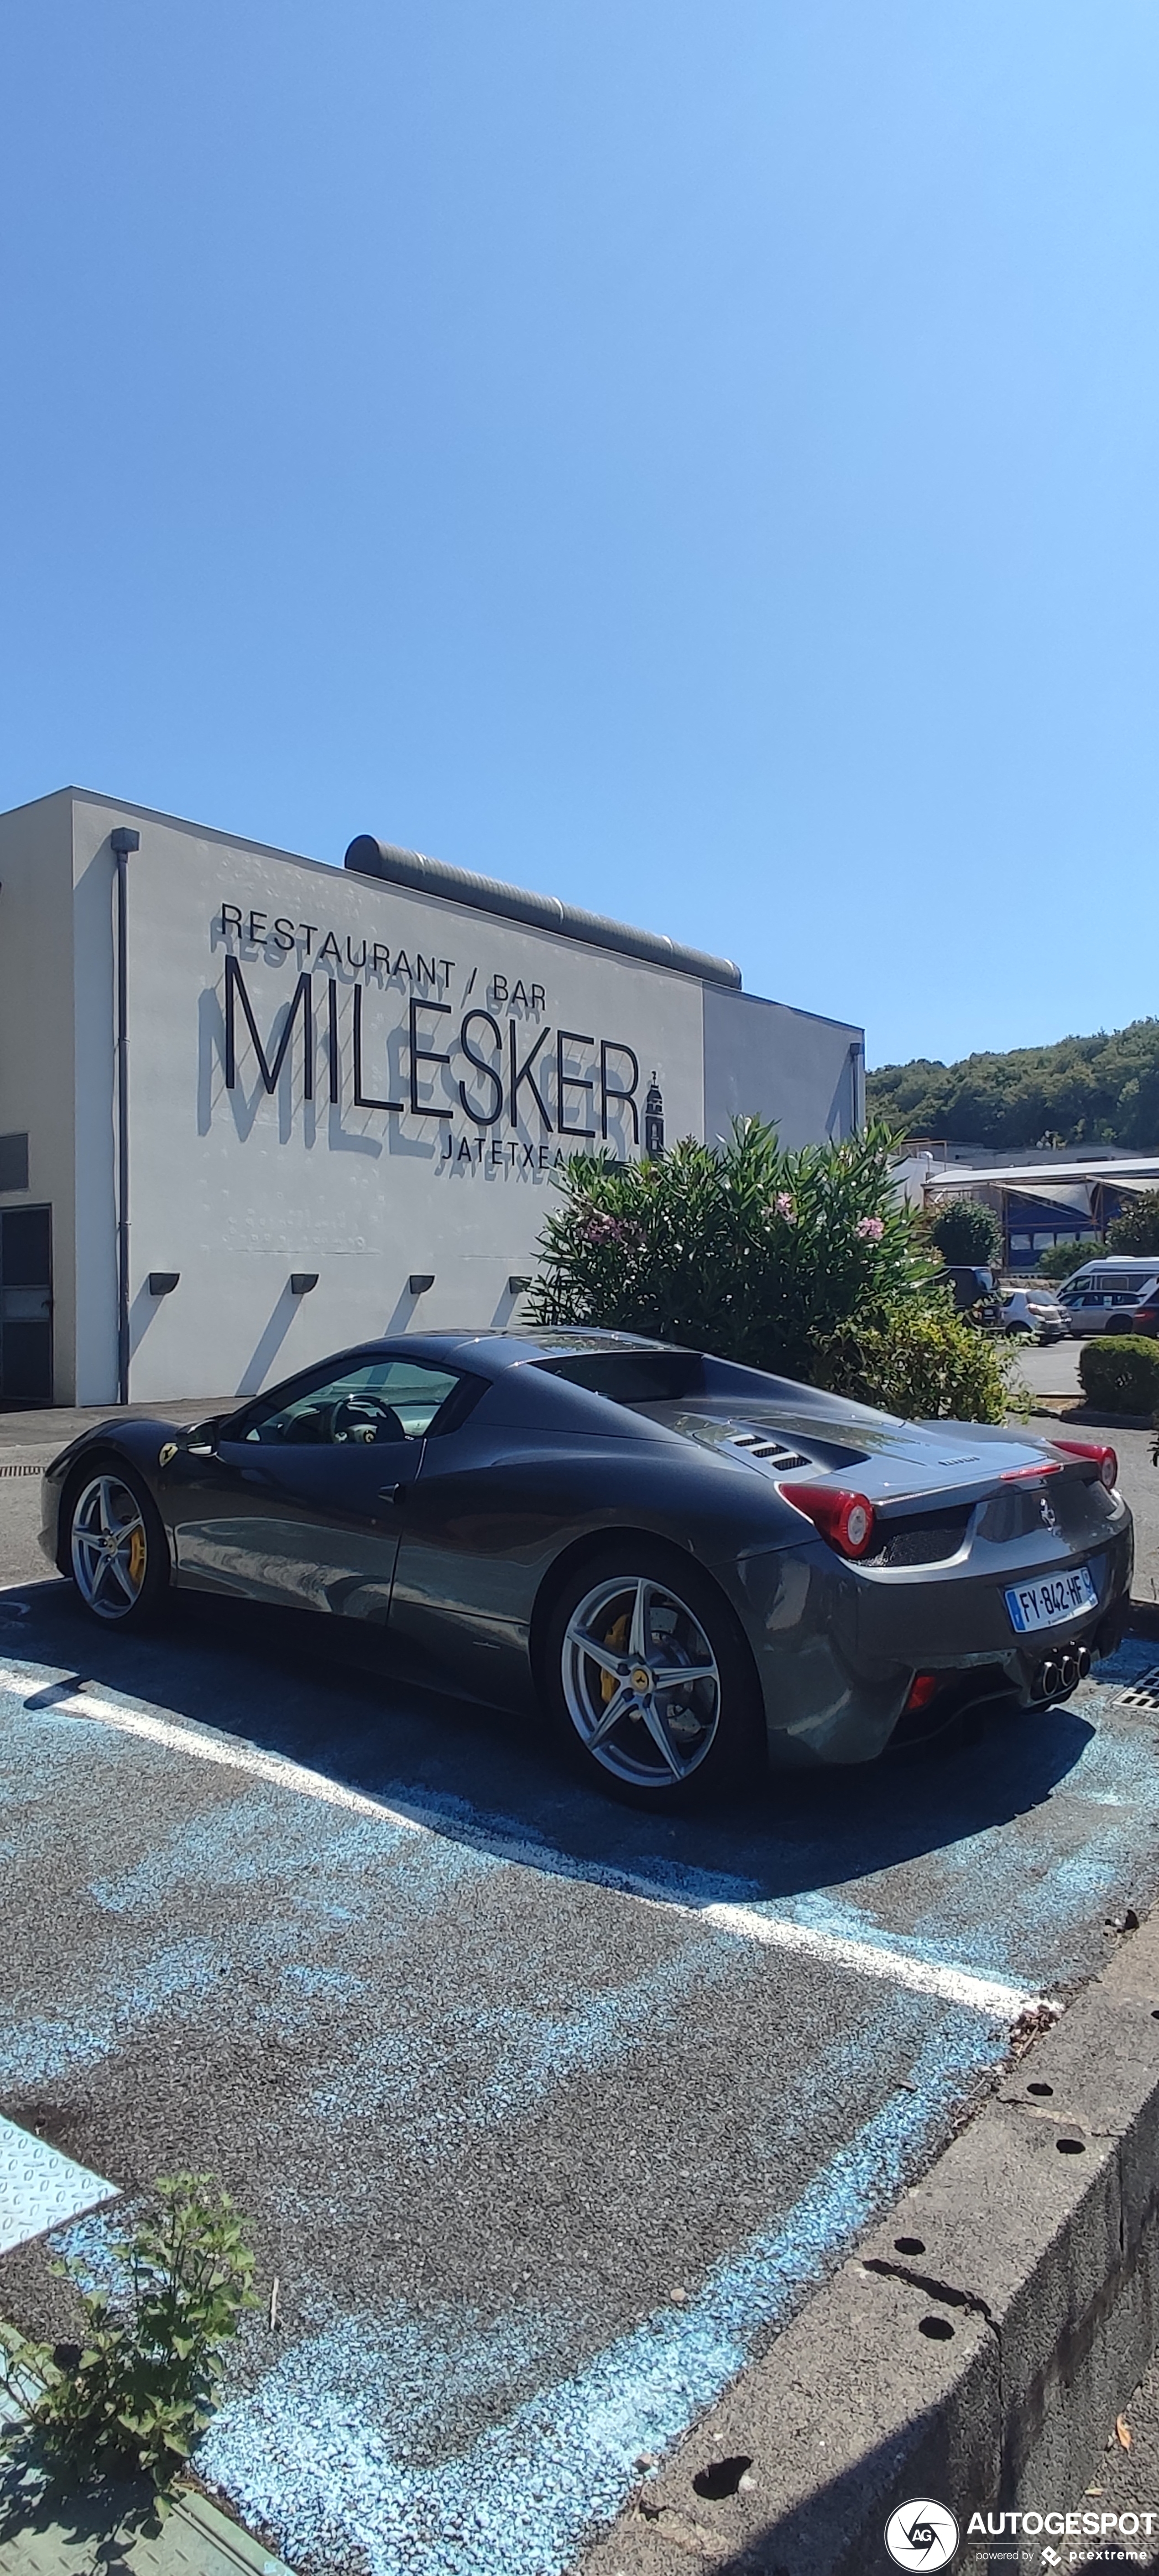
[68,1465,169,1627]
[543,1545,765,1806]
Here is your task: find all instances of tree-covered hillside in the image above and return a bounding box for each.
[867,1019,1159,1153]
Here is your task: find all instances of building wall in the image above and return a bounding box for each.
[75,797,712,1401]
[702,984,861,1149]
[3,791,865,1407]
[0,792,79,1400]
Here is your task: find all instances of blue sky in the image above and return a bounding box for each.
[2,1,1158,1068]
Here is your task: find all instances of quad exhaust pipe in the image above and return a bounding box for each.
[1034,1642,1091,1701]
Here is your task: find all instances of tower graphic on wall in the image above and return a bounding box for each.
[645,1074,665,1157]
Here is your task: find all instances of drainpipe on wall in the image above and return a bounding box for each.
[851,1040,866,1132]
[110,828,139,1405]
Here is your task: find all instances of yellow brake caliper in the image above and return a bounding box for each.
[600,1612,630,1704]
[128,1527,146,1589]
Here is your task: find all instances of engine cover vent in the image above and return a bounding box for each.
[730,1432,809,1470]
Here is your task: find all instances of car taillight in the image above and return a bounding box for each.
[778,1482,877,1558]
[1052,1438,1118,1490]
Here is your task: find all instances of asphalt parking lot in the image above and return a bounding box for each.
[2,1415,1159,2576]
[1014,1333,1086,1403]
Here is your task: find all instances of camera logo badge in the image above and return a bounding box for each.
[884,2498,961,2570]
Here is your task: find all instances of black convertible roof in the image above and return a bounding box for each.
[375,1327,673,1371]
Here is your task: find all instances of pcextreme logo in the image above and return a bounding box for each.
[885,2499,961,2569]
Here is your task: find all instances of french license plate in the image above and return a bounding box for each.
[1005,1565,1098,1634]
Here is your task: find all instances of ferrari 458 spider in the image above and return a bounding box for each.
[41,1329,1133,1803]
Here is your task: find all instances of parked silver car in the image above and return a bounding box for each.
[1000,1289,1070,1343]
[1055,1258,1159,1335]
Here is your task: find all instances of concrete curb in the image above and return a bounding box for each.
[0,2475,291,2576]
[1028,1403,1155,1431]
[579,1911,1159,2576]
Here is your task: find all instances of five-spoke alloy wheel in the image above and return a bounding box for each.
[68,1468,167,1626]
[544,1546,763,1805]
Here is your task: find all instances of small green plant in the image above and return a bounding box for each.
[925,1196,1003,1269]
[1,2174,256,2503]
[1079,1335,1159,1418]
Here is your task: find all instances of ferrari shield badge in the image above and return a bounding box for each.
[158,1441,178,1468]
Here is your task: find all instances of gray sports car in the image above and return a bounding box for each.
[40,1328,1133,1804]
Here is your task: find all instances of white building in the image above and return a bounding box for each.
[0,788,864,1408]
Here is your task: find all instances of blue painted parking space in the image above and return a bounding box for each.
[2,1588,1159,2576]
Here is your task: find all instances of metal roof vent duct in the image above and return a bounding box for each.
[343,836,741,990]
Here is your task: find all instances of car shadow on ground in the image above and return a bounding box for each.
[0,1575,1103,1910]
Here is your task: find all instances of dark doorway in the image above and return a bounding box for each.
[0,1206,53,1405]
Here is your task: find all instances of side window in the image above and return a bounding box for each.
[237,1359,464,1446]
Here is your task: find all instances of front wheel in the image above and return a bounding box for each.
[542,1546,765,1806]
[68,1464,169,1627]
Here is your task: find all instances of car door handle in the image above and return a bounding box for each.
[378,1483,407,1505]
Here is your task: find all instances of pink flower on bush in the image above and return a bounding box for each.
[580,1210,640,1249]
[774,1193,797,1222]
[856,1215,885,1241]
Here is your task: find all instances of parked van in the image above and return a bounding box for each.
[1055,1257,1159,1333]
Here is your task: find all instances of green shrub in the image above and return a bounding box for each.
[926,1196,1003,1269]
[1,2174,256,2504]
[1107,1190,1159,1257]
[1036,1240,1096,1281]
[529,1118,934,1381]
[530,1117,1012,1419]
[1078,1335,1159,1417]
[822,1298,1017,1424]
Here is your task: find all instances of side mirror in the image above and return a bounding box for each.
[185,1415,223,1454]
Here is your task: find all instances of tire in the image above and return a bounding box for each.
[541,1544,766,1807]
[66,1460,170,1628]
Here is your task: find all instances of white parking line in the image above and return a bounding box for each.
[691,1903,1049,2020]
[0,1663,425,1831]
[0,1662,1058,2026]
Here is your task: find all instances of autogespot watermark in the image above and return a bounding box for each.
[885,2500,961,2568]
[884,2499,1159,2569]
